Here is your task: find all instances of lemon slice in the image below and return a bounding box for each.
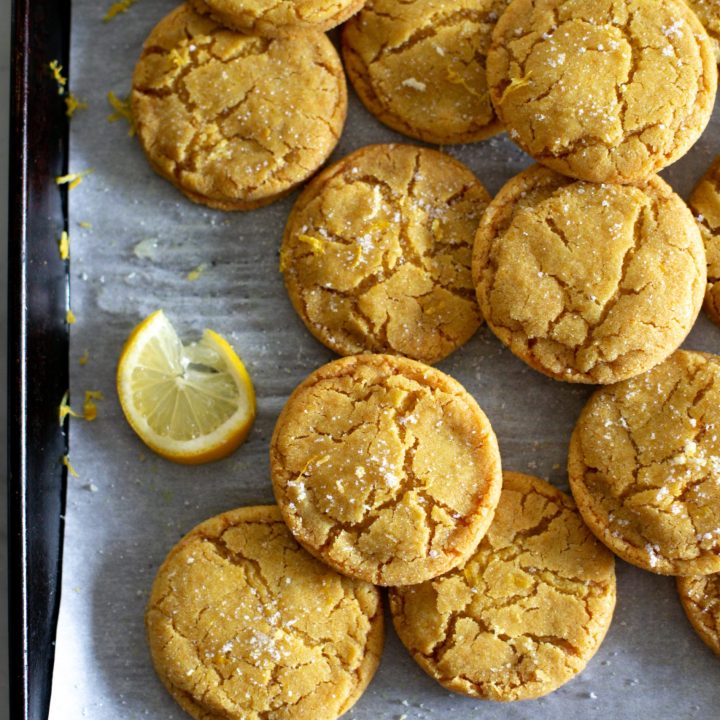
[117,310,255,464]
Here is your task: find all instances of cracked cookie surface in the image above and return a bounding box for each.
[689,154,720,326]
[281,144,489,364]
[486,0,717,183]
[677,573,720,655]
[189,0,364,35]
[146,505,384,720]
[568,350,720,575]
[687,0,720,62]
[270,354,503,586]
[472,165,706,384]
[342,0,508,144]
[131,4,346,211]
[389,471,616,701]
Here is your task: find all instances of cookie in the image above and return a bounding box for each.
[131,4,346,211]
[687,0,720,62]
[568,350,720,576]
[486,0,717,183]
[146,505,384,720]
[270,354,503,586]
[677,573,720,656]
[342,0,508,144]
[281,144,489,364]
[689,155,720,325]
[390,472,616,701]
[189,0,364,35]
[472,165,706,384]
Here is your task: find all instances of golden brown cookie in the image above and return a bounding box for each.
[677,573,720,655]
[568,351,720,576]
[390,472,616,701]
[687,0,720,62]
[689,155,720,325]
[472,165,706,384]
[189,0,364,35]
[270,354,503,586]
[342,0,508,144]
[131,4,346,211]
[281,144,489,364]
[146,505,384,720]
[486,0,718,183]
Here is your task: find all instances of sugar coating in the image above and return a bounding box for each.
[686,0,720,62]
[390,472,616,701]
[189,0,365,35]
[486,0,717,183]
[281,144,489,364]
[677,572,720,656]
[146,505,384,720]
[270,354,503,586]
[342,0,509,144]
[569,350,720,575]
[473,165,706,384]
[131,4,347,211]
[688,154,720,326]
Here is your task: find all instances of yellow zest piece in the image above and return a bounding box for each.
[431,218,443,241]
[83,390,104,422]
[59,390,82,425]
[107,92,136,135]
[499,71,533,103]
[78,221,92,229]
[56,168,94,190]
[367,220,390,233]
[79,349,90,366]
[350,244,364,269]
[446,67,483,98]
[62,455,79,478]
[169,47,191,68]
[49,60,67,95]
[66,309,77,324]
[58,231,69,261]
[186,263,208,281]
[65,93,88,118]
[116,310,256,464]
[297,234,326,255]
[104,0,136,22]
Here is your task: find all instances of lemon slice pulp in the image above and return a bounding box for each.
[117,310,255,464]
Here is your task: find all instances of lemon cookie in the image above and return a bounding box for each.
[689,155,720,325]
[568,351,720,575]
[472,165,706,384]
[342,0,509,144]
[486,0,717,183]
[146,505,384,720]
[131,4,346,211]
[390,472,616,701]
[281,144,489,364]
[188,0,364,35]
[270,354,503,586]
[687,1,720,62]
[677,573,720,655]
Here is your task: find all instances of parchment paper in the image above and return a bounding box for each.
[49,1,720,717]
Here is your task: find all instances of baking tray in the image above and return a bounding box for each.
[8,1,71,718]
[8,1,720,719]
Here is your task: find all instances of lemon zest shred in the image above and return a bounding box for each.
[107,92,136,136]
[350,245,364,269]
[49,60,67,95]
[59,391,82,425]
[186,263,208,281]
[295,454,331,481]
[431,218,443,241]
[66,309,77,324]
[169,47,191,68]
[65,93,88,117]
[79,349,90,366]
[78,221,92,229]
[446,67,484,98]
[83,390,104,422]
[103,0,137,22]
[499,71,533,103]
[297,234,326,255]
[367,220,390,233]
[56,168,94,190]
[58,231,70,261]
[62,455,80,478]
